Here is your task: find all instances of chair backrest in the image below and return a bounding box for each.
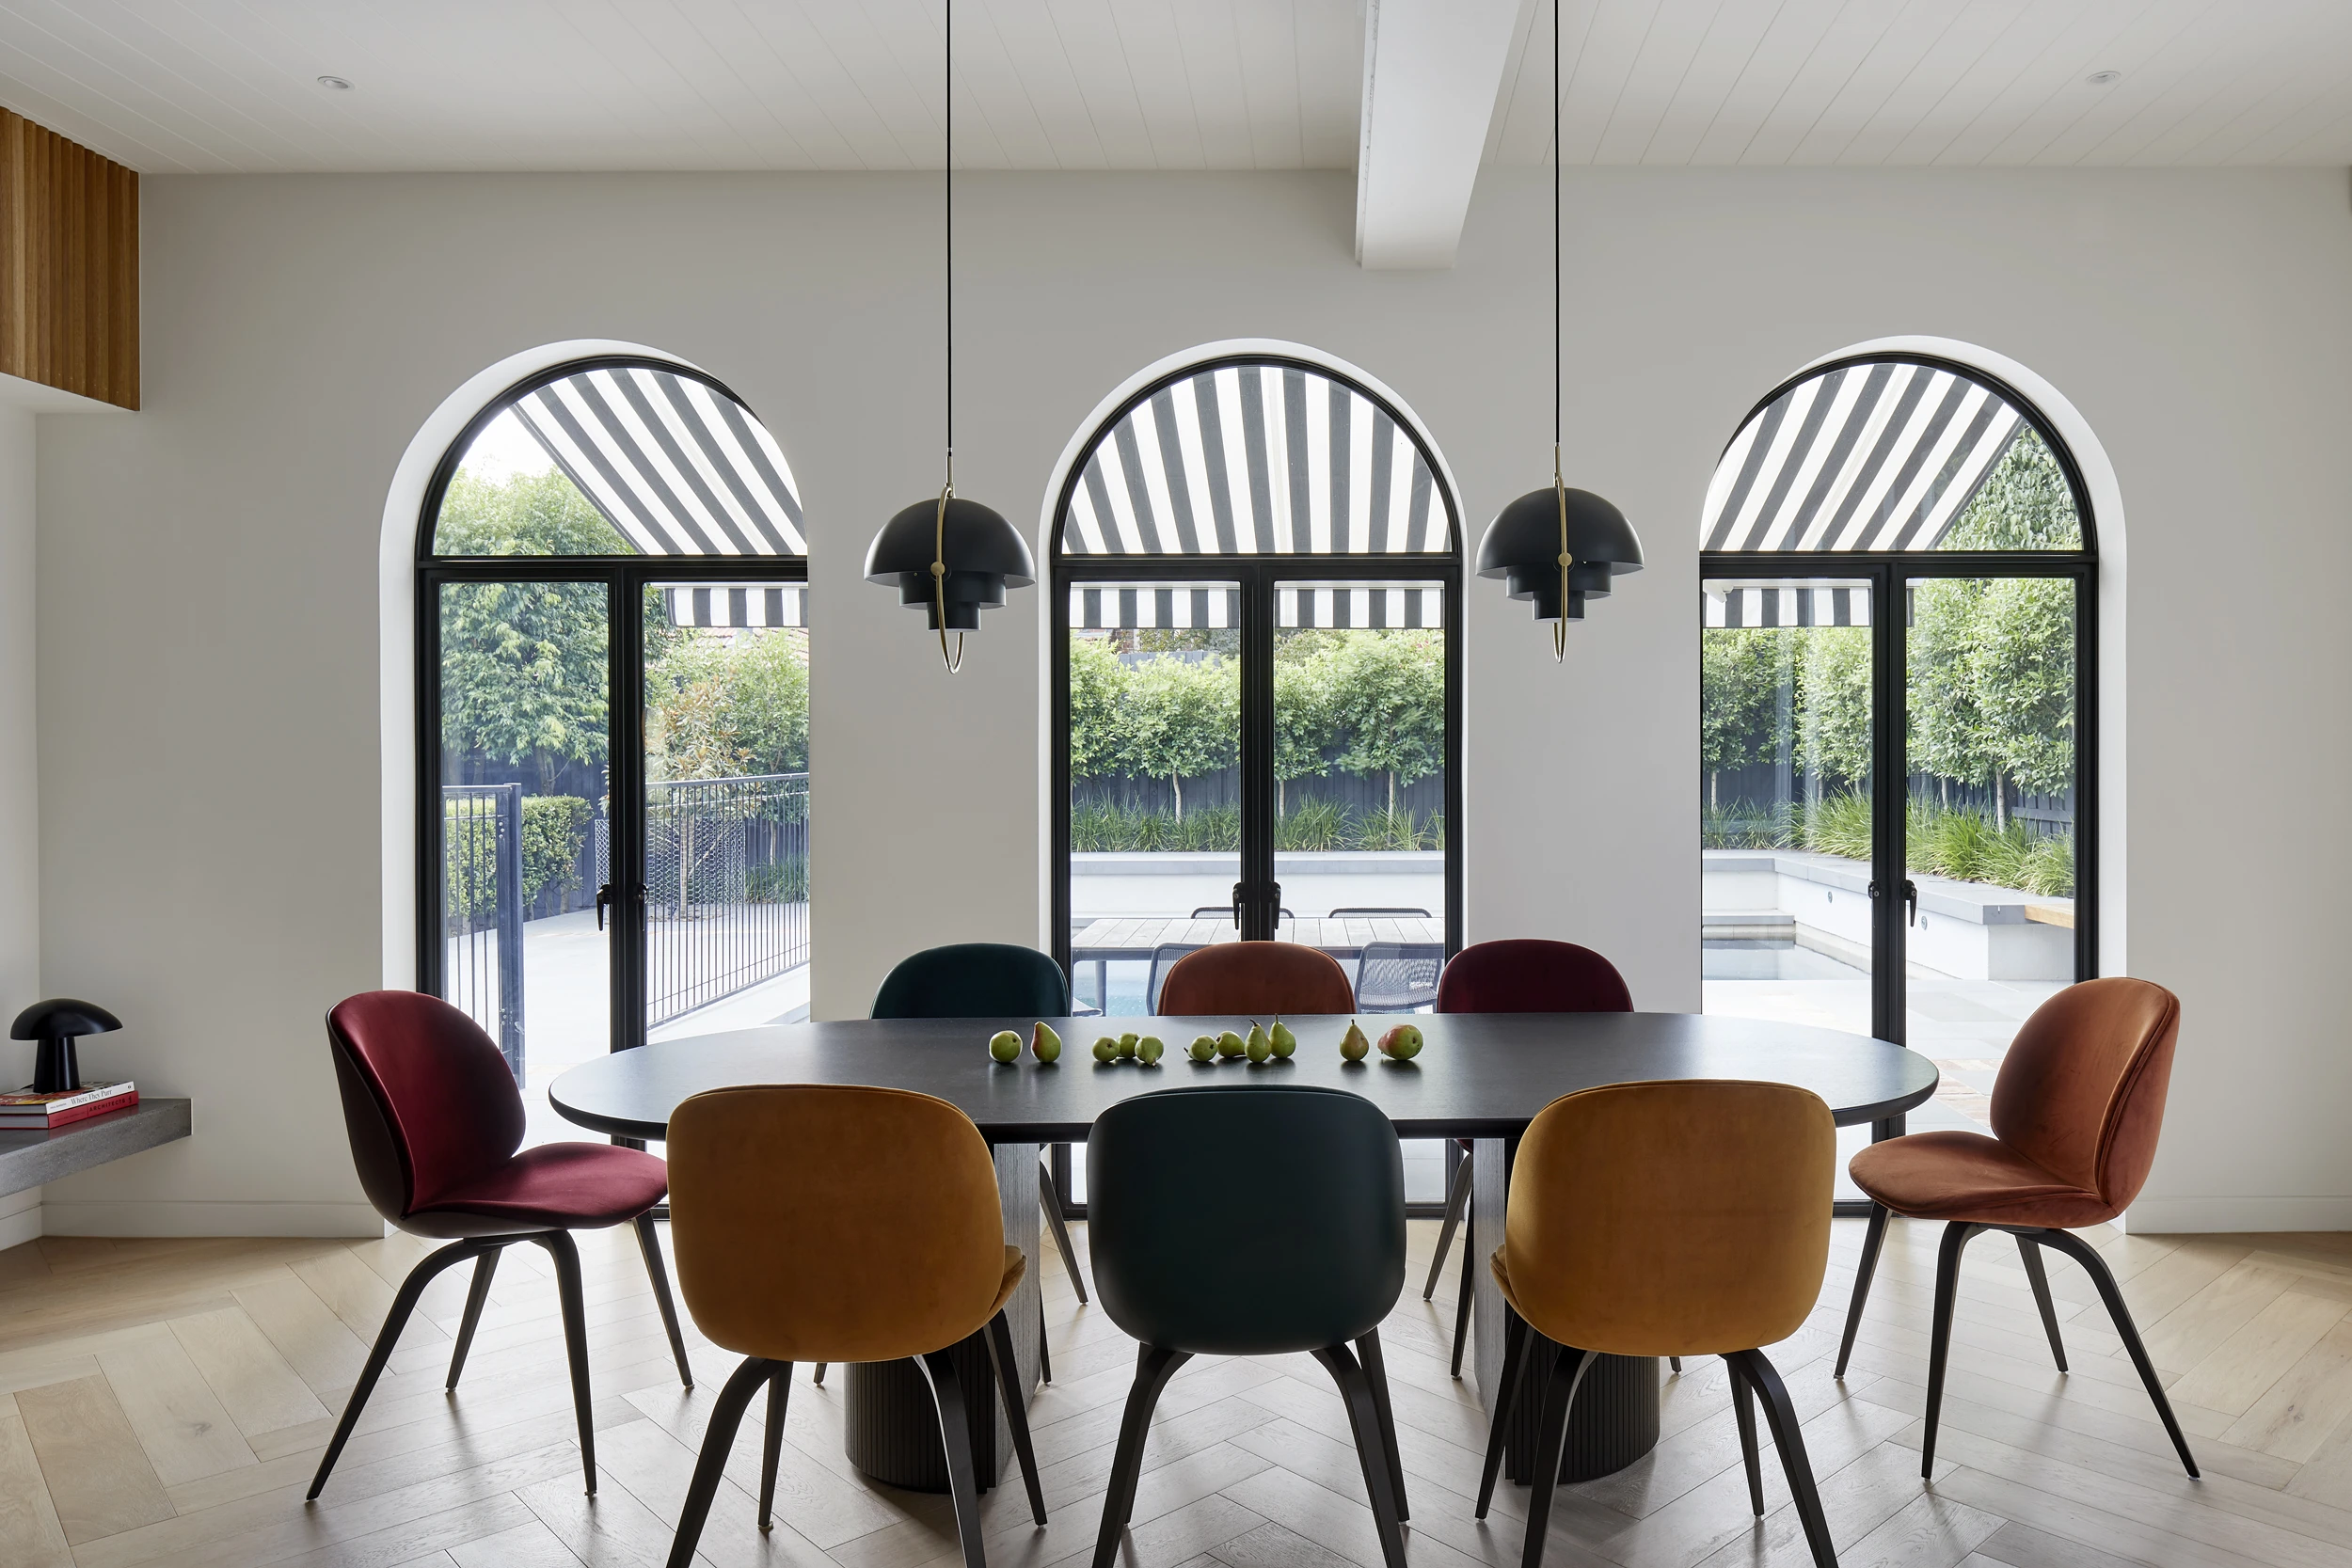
[1991,977,2180,1210]
[1089,1085,1405,1354]
[1329,907,1432,918]
[871,942,1072,1020]
[325,991,525,1225]
[1147,943,1206,1014]
[1356,942,1443,1012]
[1157,941,1355,1016]
[667,1085,1009,1363]
[1502,1080,1833,1358]
[1435,939,1633,1014]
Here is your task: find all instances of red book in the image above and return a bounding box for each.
[0,1086,137,1128]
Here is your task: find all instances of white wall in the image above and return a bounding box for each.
[29,167,2352,1233]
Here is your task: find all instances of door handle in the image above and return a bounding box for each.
[1905,879,1919,927]
[595,883,612,930]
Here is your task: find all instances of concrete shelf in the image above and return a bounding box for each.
[0,1099,192,1196]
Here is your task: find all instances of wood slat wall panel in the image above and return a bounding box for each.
[0,109,137,410]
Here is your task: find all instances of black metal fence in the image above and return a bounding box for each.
[441,784,525,1077]
[597,773,812,1026]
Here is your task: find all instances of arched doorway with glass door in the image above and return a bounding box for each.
[1698,351,2097,1207]
[1050,347,1464,1204]
[417,356,812,1145]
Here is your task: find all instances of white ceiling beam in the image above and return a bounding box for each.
[1354,0,1523,270]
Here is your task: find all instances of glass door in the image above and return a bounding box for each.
[434,577,611,1147]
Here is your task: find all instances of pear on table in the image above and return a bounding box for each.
[1340,1020,1371,1061]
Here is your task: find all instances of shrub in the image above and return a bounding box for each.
[1801,791,1873,860]
[747,859,809,904]
[1353,808,1428,851]
[520,795,591,906]
[1278,800,1345,852]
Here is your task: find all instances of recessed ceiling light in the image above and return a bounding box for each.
[2086,71,2122,86]
[316,75,353,90]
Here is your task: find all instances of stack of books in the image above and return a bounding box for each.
[0,1080,138,1130]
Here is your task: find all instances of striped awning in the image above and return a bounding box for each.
[665,585,805,628]
[515,366,806,557]
[1704,582,1871,628]
[1071,581,1443,631]
[1061,362,1450,557]
[1702,362,2023,553]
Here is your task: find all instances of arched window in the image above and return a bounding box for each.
[418,357,811,1142]
[1697,353,2095,1206]
[1050,350,1462,1012]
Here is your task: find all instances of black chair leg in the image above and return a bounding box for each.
[1475,1306,1529,1517]
[1518,1342,1593,1568]
[1922,1221,1985,1478]
[1725,1354,1764,1515]
[1451,1218,1475,1377]
[665,1355,771,1568]
[1039,1157,1089,1305]
[1091,1344,1192,1568]
[635,1210,694,1389]
[814,1362,826,1385]
[1732,1349,1836,1568]
[1311,1342,1408,1568]
[1670,1357,1681,1373]
[916,1346,989,1568]
[534,1229,598,1494]
[984,1309,1048,1525]
[2015,1233,2068,1372]
[758,1362,793,1530]
[2034,1227,2200,1478]
[1835,1202,1889,1379]
[445,1244,502,1391]
[308,1237,486,1499]
[1354,1328,1409,1521]
[1425,1151,1472,1298]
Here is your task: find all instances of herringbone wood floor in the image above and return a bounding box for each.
[2,1214,2351,1568]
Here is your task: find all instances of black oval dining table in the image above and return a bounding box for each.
[550,1011,1936,1495]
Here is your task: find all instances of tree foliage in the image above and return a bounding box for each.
[1117,654,1239,818]
[1331,632,1446,815]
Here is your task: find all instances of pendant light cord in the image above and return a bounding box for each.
[1550,0,1570,662]
[932,0,963,673]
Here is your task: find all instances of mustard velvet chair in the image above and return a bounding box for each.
[662,1085,1045,1568]
[1475,1081,1840,1568]
[1833,977,2193,1479]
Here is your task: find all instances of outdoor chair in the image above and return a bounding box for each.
[1478,1081,1842,1568]
[1190,904,1295,924]
[310,991,691,1500]
[1834,977,2196,1478]
[1329,906,1433,918]
[1356,941,1442,1013]
[1089,1085,1410,1568]
[662,1085,1044,1568]
[1428,939,1634,1375]
[1146,942,1206,1013]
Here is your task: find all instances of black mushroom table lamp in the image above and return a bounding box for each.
[12,998,121,1094]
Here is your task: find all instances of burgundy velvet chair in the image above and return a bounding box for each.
[310,990,692,1499]
[1428,940,1634,1376]
[1833,977,2194,1478]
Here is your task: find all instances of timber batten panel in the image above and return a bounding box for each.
[0,109,137,409]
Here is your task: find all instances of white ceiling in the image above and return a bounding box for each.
[4,1,2349,178]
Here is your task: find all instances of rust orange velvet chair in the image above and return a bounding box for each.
[1428,939,1635,1375]
[1476,1081,1840,1568]
[660,1085,1044,1568]
[1833,976,2192,1478]
[1155,940,1356,1016]
[311,992,691,1501]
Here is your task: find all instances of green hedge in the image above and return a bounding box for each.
[443,794,593,919]
[1702,791,2074,898]
[1071,801,1445,854]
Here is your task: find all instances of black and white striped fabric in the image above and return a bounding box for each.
[1702,361,2023,553]
[513,366,806,557]
[1069,581,1444,630]
[1061,363,1448,557]
[1703,582,1871,628]
[664,585,805,628]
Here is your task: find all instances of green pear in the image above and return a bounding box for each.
[1268,1018,1296,1058]
[989,1030,1022,1064]
[1246,1030,1272,1064]
[1137,1035,1165,1065]
[1189,1035,1218,1061]
[1031,1022,1062,1063]
[1216,1030,1247,1059]
[1118,1032,1139,1060]
[1340,1020,1371,1062]
[1092,1036,1120,1062]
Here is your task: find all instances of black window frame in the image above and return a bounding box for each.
[414,355,810,1058]
[1701,353,2098,1208]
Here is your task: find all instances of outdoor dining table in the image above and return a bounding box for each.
[1068,914,1443,1006]
[548,1011,1935,1494]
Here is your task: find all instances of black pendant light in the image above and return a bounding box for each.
[863,0,1034,672]
[1475,0,1642,659]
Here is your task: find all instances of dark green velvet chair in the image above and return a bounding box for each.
[854,943,1085,1387]
[1088,1085,1410,1568]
